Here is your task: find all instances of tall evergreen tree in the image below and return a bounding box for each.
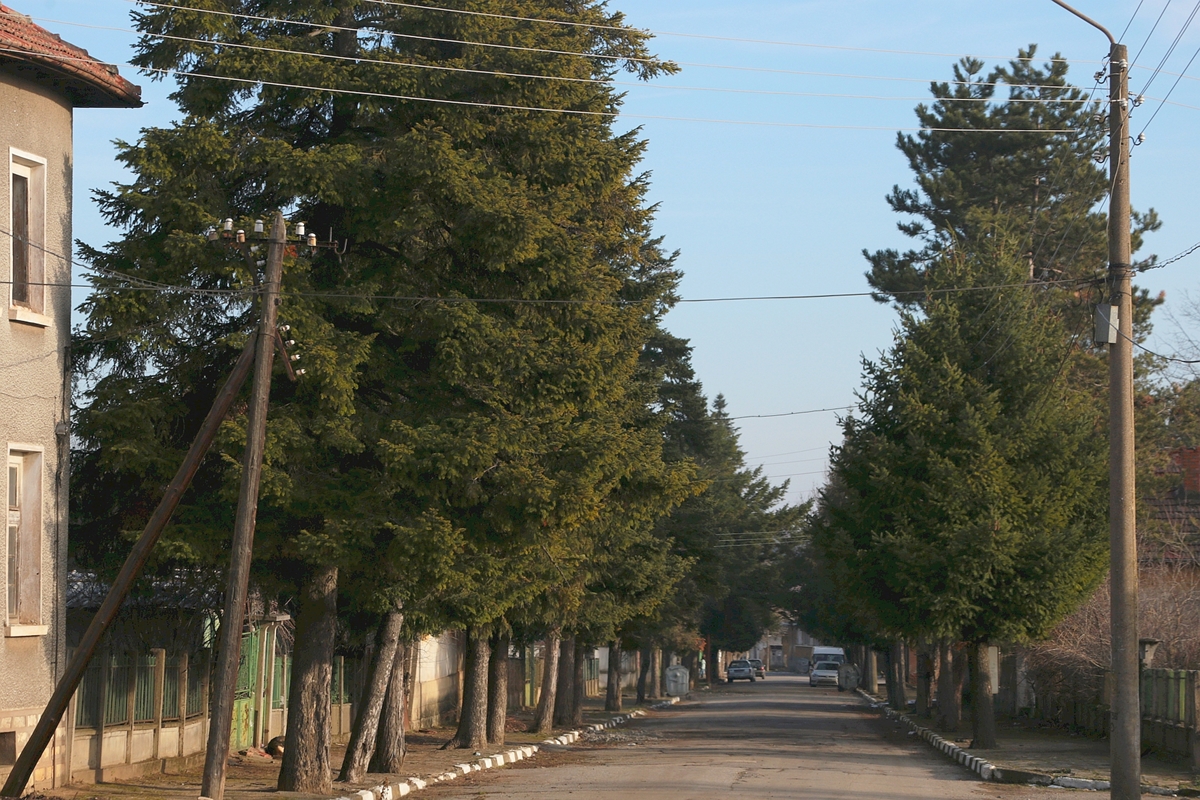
[817,217,1109,747]
[74,0,682,789]
[866,46,1159,316]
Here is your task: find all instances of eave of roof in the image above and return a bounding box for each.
[0,5,142,108]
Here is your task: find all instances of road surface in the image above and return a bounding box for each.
[424,673,1132,799]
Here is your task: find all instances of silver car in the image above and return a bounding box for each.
[726,659,756,682]
[809,661,840,687]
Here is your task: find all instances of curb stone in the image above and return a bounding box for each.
[855,689,1180,795]
[330,695,682,800]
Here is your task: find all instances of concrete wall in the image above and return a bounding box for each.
[410,631,464,730]
[0,72,75,791]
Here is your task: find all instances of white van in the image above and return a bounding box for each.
[810,646,846,669]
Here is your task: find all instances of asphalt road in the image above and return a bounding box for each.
[423,673,1079,800]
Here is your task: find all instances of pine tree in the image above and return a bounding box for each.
[817,217,1109,747]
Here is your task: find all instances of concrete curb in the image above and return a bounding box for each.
[331,696,682,800]
[855,689,1180,795]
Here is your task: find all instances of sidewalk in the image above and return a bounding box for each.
[34,698,647,800]
[862,690,1200,795]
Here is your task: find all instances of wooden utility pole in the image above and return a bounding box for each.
[201,211,286,800]
[1049,3,1138,797]
[0,339,257,798]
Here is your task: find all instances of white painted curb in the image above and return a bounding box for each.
[856,688,1000,783]
[855,689,1182,795]
[330,696,682,800]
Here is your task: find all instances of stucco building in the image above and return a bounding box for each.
[0,5,140,788]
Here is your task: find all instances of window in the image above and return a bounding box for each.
[5,448,43,636]
[9,150,46,319]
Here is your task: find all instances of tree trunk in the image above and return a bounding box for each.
[861,649,878,694]
[636,646,652,704]
[532,629,561,734]
[936,641,959,732]
[969,643,997,749]
[446,626,490,750]
[891,641,908,710]
[682,651,696,691]
[915,643,934,719]
[605,640,623,712]
[278,565,338,793]
[882,646,899,709]
[339,609,404,782]
[705,641,719,685]
[652,648,663,698]
[487,629,509,746]
[369,638,408,774]
[570,640,586,726]
[553,637,575,726]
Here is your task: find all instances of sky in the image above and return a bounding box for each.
[28,0,1200,506]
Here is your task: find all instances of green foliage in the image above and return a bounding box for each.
[815,221,1109,646]
[72,0,687,636]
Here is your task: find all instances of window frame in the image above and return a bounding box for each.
[8,149,48,325]
[5,445,44,637]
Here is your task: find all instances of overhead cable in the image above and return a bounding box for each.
[0,45,1088,133]
[351,0,1099,63]
[21,16,1111,106]
[1137,0,1200,96]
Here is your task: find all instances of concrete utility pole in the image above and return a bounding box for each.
[1049,3,1138,798]
[201,211,287,800]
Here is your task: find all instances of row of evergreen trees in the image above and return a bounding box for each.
[788,46,1200,749]
[69,0,801,791]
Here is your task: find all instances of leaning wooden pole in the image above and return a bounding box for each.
[0,336,257,798]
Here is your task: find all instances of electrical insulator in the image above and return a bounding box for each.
[223,218,233,232]
[291,354,301,362]
[236,230,246,243]
[206,229,219,242]
[307,233,317,246]
[285,339,296,347]
[254,219,264,234]
[295,369,307,376]
[279,325,290,333]
[296,222,306,237]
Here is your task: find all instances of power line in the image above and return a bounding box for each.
[1137,0,1200,96]
[1138,237,1200,271]
[108,3,1116,91]
[723,406,852,421]
[747,445,830,460]
[1138,39,1200,133]
[0,225,1103,307]
[1130,0,1174,68]
[346,0,1102,63]
[22,16,1109,107]
[0,45,1088,134]
[1118,330,1200,364]
[1120,0,1149,43]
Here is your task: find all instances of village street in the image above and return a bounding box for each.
[422,674,1092,800]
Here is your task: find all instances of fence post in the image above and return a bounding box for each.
[151,648,165,759]
[1189,671,1200,769]
[177,653,188,758]
[125,658,136,765]
[200,649,211,746]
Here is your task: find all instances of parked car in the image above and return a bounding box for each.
[748,659,766,679]
[726,660,756,683]
[809,661,840,687]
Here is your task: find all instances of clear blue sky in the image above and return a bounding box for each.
[35,0,1200,506]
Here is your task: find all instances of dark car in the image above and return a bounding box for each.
[748,659,766,679]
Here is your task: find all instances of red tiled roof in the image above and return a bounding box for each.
[0,5,141,108]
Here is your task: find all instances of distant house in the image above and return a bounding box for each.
[0,5,140,788]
